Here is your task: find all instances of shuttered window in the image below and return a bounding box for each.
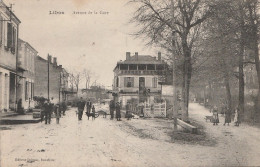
[152,77,157,88]
[7,22,12,48]
[124,77,134,87]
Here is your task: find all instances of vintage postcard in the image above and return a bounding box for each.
[1,0,260,166]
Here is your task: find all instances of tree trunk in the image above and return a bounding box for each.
[224,72,232,112]
[238,35,245,114]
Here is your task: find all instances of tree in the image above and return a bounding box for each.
[129,0,211,121]
[82,68,92,89]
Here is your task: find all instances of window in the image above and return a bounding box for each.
[129,64,137,70]
[147,64,155,70]
[116,77,119,87]
[120,64,128,70]
[152,77,157,88]
[31,83,34,99]
[124,77,134,87]
[7,22,12,48]
[138,64,146,70]
[25,81,28,100]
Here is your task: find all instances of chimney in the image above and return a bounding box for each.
[158,52,161,61]
[53,57,57,66]
[126,52,130,60]
[135,52,138,60]
[47,55,52,63]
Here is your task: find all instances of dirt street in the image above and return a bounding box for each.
[1,103,260,167]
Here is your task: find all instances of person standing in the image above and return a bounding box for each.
[234,107,240,126]
[54,104,61,124]
[116,102,121,121]
[86,99,92,115]
[212,106,219,126]
[92,105,96,120]
[43,100,52,124]
[109,100,115,120]
[61,100,67,115]
[77,97,85,121]
[223,107,231,126]
[125,102,132,120]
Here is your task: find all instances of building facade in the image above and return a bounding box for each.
[113,52,167,107]
[0,2,20,112]
[34,55,69,104]
[17,39,37,110]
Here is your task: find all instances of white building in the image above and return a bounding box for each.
[113,52,167,107]
[17,39,37,110]
[0,1,20,112]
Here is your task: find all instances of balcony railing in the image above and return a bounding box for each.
[117,70,166,75]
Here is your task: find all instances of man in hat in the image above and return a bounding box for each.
[77,97,86,120]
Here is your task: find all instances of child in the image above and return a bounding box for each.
[234,107,240,126]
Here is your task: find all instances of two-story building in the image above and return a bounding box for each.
[0,2,20,112]
[17,39,38,110]
[113,52,167,107]
[34,55,69,103]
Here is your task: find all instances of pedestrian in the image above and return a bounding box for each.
[43,99,52,124]
[92,105,96,120]
[109,100,115,120]
[223,106,231,126]
[61,100,67,115]
[54,104,61,124]
[86,99,92,115]
[234,107,240,126]
[115,102,121,121]
[17,98,24,114]
[212,106,219,126]
[77,97,85,121]
[125,102,132,120]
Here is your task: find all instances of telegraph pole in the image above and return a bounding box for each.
[47,54,50,100]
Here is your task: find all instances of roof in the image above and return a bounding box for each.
[18,39,38,54]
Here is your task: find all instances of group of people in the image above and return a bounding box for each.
[42,98,67,124]
[77,97,96,121]
[109,100,133,121]
[211,105,240,126]
[109,100,122,121]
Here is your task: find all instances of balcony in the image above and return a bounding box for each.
[117,70,166,76]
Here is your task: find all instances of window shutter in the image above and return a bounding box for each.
[7,22,12,48]
[13,27,16,50]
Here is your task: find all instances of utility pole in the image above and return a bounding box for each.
[47,54,50,100]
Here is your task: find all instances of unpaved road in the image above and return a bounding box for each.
[1,103,260,167]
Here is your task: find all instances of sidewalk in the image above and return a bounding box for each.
[0,111,41,125]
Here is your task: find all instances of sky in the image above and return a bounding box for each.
[4,0,159,88]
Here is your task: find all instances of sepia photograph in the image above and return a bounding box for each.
[0,0,260,166]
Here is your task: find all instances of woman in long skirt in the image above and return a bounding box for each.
[116,102,121,121]
[223,107,231,126]
[234,107,240,126]
[212,106,219,126]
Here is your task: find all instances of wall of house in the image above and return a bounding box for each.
[35,57,61,103]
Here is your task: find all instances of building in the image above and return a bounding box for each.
[17,39,37,110]
[113,52,167,107]
[0,2,21,112]
[34,55,70,103]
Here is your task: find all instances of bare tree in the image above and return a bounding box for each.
[82,68,92,89]
[73,71,81,94]
[129,0,211,121]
